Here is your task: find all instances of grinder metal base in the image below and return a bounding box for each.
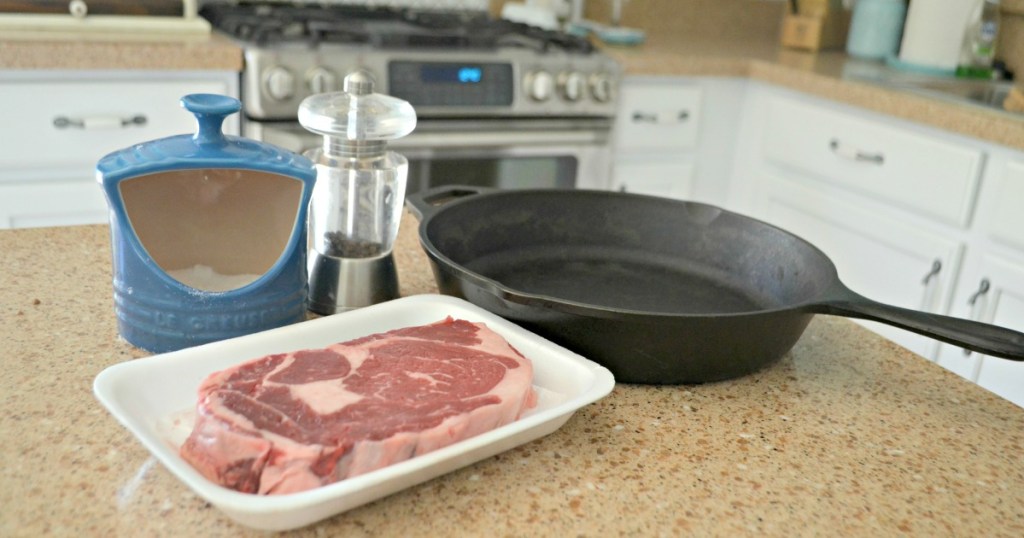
[307,251,400,315]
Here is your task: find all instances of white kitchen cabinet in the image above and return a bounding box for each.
[612,157,695,198]
[728,82,1024,407]
[0,70,239,229]
[729,84,986,359]
[933,159,1024,405]
[760,175,964,359]
[934,253,1024,395]
[760,95,984,227]
[611,76,744,206]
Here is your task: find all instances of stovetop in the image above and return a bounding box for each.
[202,2,620,122]
[199,2,594,55]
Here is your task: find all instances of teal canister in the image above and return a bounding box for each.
[96,94,317,353]
[846,0,908,60]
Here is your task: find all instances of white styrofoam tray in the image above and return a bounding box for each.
[93,294,615,531]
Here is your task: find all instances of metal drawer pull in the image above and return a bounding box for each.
[921,259,942,285]
[968,278,991,306]
[631,110,689,124]
[53,114,147,130]
[829,138,884,164]
[632,112,657,123]
[963,278,992,357]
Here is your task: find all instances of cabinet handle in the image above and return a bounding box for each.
[967,278,991,306]
[632,112,657,123]
[963,278,992,357]
[631,111,689,123]
[829,139,884,164]
[53,114,147,130]
[919,259,942,311]
[921,259,942,285]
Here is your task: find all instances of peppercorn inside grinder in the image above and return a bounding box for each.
[299,72,417,315]
[96,94,317,352]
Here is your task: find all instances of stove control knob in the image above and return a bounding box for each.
[524,70,554,102]
[589,73,615,103]
[306,67,338,95]
[558,71,586,102]
[264,66,296,101]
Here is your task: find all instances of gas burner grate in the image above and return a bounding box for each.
[200,2,594,54]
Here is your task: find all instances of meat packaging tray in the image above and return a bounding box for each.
[93,294,615,531]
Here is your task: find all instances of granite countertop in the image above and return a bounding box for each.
[2,213,1024,536]
[0,31,242,71]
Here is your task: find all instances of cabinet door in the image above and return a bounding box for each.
[935,254,1024,406]
[760,176,963,359]
[612,157,695,199]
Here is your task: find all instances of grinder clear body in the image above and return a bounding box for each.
[299,71,417,314]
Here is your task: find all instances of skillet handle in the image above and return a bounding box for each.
[817,288,1024,361]
[404,185,497,221]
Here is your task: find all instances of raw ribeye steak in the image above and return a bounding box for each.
[180,317,536,495]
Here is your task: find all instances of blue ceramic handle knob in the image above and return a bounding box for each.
[181,94,241,146]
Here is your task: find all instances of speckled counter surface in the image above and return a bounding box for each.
[0,31,241,70]
[2,213,1023,537]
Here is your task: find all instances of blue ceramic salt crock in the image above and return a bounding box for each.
[96,94,317,353]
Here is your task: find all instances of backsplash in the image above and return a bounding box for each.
[1002,3,1024,79]
[581,0,785,44]
[490,0,785,43]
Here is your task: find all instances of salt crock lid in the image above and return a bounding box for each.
[96,93,316,185]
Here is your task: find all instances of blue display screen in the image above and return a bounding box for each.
[458,67,482,83]
[421,64,483,84]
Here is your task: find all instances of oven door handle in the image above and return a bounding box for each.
[390,128,607,150]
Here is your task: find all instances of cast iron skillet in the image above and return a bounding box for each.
[406,186,1024,384]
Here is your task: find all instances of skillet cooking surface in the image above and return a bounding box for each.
[465,245,781,314]
[425,190,837,316]
[412,188,1024,382]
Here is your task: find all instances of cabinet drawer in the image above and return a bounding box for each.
[0,78,230,176]
[762,96,983,227]
[615,83,702,152]
[0,180,108,229]
[988,161,1024,251]
[612,158,695,199]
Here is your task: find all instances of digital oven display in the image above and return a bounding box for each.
[420,65,483,84]
[388,61,514,107]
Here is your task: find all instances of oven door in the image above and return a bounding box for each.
[251,118,614,193]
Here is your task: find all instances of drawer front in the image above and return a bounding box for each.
[0,78,230,176]
[615,83,702,152]
[988,160,1024,251]
[612,158,695,200]
[0,180,109,229]
[762,95,983,227]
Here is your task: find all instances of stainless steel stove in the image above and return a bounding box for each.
[202,2,622,191]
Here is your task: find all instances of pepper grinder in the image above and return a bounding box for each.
[299,71,417,315]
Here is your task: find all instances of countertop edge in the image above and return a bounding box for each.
[607,45,1024,153]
